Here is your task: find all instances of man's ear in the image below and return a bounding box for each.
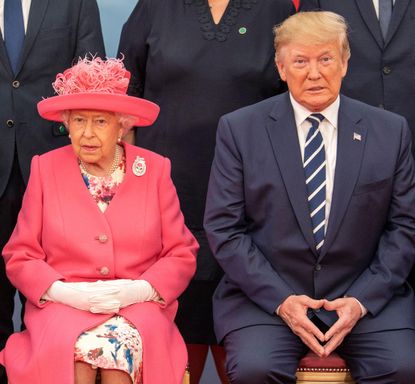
[275,56,287,82]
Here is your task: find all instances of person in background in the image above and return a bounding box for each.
[117,1,295,381]
[0,1,105,383]
[0,57,197,384]
[204,11,415,384]
[299,0,415,286]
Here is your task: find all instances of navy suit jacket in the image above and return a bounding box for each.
[0,0,105,197]
[299,0,415,154]
[204,93,415,342]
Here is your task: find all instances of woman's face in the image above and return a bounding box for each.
[67,110,123,172]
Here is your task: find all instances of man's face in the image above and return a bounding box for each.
[276,40,348,112]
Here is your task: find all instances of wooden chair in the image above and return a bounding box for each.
[296,351,355,384]
[182,365,190,384]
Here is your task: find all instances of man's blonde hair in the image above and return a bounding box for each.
[273,11,351,62]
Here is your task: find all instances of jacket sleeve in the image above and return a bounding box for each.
[74,0,106,58]
[346,118,415,315]
[2,157,65,307]
[204,116,296,315]
[139,157,198,306]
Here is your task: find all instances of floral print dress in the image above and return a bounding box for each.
[74,146,143,383]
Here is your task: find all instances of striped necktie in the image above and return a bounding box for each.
[304,113,326,252]
[4,0,25,74]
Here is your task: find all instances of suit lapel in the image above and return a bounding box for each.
[355,0,384,49]
[0,37,13,76]
[104,143,147,221]
[266,94,318,257]
[15,0,49,75]
[318,96,367,260]
[384,0,410,47]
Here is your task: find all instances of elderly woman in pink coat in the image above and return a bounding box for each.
[0,57,197,384]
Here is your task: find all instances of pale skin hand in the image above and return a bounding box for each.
[277,295,326,356]
[322,297,362,357]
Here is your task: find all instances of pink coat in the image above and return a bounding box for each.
[0,143,197,384]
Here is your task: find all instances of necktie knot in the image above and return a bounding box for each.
[306,113,325,126]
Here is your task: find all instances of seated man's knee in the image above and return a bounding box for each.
[226,353,295,384]
[390,354,415,384]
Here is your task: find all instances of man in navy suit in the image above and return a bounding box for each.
[204,11,415,384]
[0,1,104,383]
[299,0,415,287]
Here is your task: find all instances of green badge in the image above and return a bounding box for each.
[238,27,247,35]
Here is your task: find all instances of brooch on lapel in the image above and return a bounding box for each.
[132,156,146,176]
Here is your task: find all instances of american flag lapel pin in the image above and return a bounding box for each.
[353,132,362,141]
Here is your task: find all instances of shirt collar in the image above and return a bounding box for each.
[289,93,340,130]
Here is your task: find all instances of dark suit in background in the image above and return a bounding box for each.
[299,0,415,286]
[0,1,104,382]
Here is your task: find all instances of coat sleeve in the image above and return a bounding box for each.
[117,0,152,98]
[346,119,415,316]
[204,116,296,315]
[2,157,65,307]
[74,0,106,58]
[139,157,198,306]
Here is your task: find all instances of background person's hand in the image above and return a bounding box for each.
[277,295,326,356]
[322,297,362,356]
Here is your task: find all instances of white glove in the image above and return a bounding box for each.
[91,279,159,309]
[44,281,121,314]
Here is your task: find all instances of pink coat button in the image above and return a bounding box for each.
[100,266,109,275]
[97,234,108,243]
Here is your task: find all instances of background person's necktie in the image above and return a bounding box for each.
[379,0,393,41]
[304,113,326,252]
[4,0,25,74]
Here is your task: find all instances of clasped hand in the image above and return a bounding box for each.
[45,279,155,314]
[277,295,362,357]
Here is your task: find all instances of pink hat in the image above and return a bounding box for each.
[37,57,159,126]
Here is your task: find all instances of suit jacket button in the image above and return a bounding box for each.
[315,264,322,271]
[6,119,14,128]
[100,266,109,276]
[97,234,108,243]
[382,66,392,75]
[12,80,20,88]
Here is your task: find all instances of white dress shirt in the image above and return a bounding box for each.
[290,93,339,230]
[0,0,32,37]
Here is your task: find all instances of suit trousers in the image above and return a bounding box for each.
[0,156,25,384]
[224,323,415,384]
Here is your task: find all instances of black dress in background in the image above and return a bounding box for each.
[118,0,295,344]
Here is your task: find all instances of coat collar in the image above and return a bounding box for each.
[384,0,410,48]
[266,93,318,256]
[355,0,384,49]
[52,143,148,220]
[355,0,410,49]
[318,95,366,260]
[266,93,366,259]
[10,0,49,76]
